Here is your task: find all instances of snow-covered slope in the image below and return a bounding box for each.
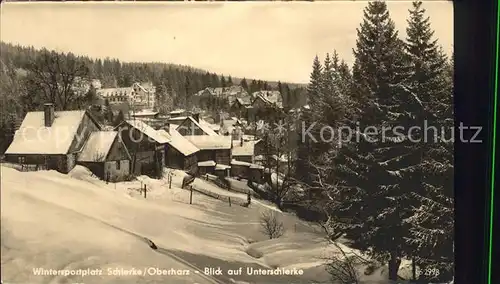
[1,165,413,283]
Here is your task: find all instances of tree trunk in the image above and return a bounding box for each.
[388,251,401,281]
[412,258,417,281]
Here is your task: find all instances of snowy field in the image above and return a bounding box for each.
[1,165,413,283]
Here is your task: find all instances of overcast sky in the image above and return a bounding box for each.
[0,1,453,84]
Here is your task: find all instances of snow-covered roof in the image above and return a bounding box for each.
[235,97,252,105]
[157,129,172,140]
[170,109,186,114]
[178,116,219,136]
[198,160,216,167]
[208,123,221,131]
[232,143,255,156]
[193,117,219,136]
[215,164,231,170]
[185,135,232,150]
[132,110,159,117]
[249,164,264,169]
[231,159,251,166]
[252,91,283,108]
[5,110,89,155]
[168,116,188,122]
[121,120,170,144]
[219,119,243,135]
[132,82,148,93]
[77,131,123,162]
[167,127,199,156]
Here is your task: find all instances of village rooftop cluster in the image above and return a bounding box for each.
[3,80,301,184]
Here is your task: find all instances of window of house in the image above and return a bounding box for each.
[18,156,25,164]
[116,160,120,170]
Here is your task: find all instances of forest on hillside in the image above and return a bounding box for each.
[0,41,306,152]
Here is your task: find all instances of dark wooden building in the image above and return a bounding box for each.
[230,97,252,119]
[247,91,284,122]
[115,119,169,178]
[160,128,199,175]
[186,135,232,165]
[198,160,216,175]
[77,131,131,182]
[4,103,101,173]
[249,164,265,183]
[230,159,251,179]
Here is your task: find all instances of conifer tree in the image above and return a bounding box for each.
[210,73,220,88]
[240,78,249,91]
[306,55,323,101]
[221,75,227,88]
[227,75,233,86]
[322,53,335,96]
[295,55,324,195]
[250,79,259,94]
[331,1,416,280]
[402,1,454,281]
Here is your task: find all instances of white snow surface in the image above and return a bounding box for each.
[184,116,219,136]
[169,109,186,115]
[215,164,231,170]
[5,110,87,155]
[185,135,232,150]
[2,165,417,283]
[231,159,251,167]
[231,140,256,156]
[166,128,199,156]
[156,129,171,140]
[77,131,119,162]
[122,120,170,144]
[198,160,216,167]
[132,110,159,117]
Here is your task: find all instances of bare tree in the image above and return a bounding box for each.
[318,217,375,284]
[259,210,285,239]
[25,49,89,110]
[325,242,366,284]
[257,118,297,208]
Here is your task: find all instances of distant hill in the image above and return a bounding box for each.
[0,41,308,110]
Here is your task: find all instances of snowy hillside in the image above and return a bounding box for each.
[1,165,413,283]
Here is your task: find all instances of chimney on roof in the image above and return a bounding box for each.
[193,113,200,122]
[44,103,55,127]
[164,122,170,133]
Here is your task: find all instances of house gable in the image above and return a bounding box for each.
[252,96,270,108]
[106,135,131,161]
[177,118,205,136]
[68,110,102,154]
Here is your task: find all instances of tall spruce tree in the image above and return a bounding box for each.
[240,78,249,91]
[402,1,454,281]
[307,55,323,101]
[322,53,335,96]
[331,1,417,281]
[295,56,322,189]
[221,75,227,88]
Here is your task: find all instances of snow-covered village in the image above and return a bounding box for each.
[0,1,454,284]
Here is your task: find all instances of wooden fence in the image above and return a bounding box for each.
[188,184,249,208]
[203,174,252,195]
